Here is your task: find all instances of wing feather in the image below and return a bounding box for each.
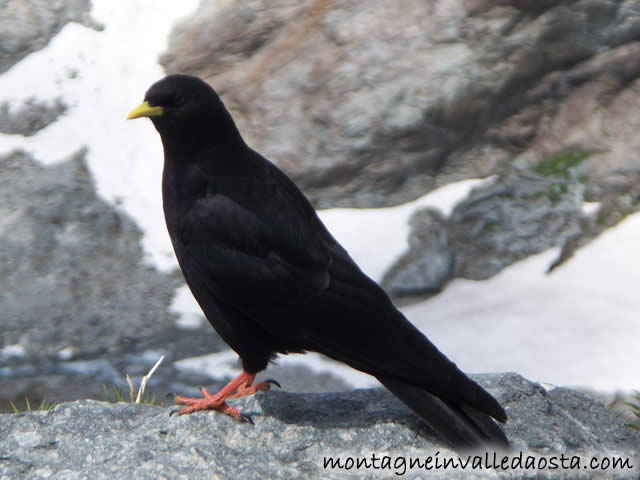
[178,193,330,309]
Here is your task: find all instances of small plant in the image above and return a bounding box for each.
[103,384,160,405]
[625,392,640,431]
[9,398,57,413]
[535,151,589,178]
[103,355,164,406]
[103,384,127,403]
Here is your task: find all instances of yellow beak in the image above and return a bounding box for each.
[126,101,164,120]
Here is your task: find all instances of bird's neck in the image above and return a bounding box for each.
[161,129,244,160]
[161,157,201,233]
[160,140,247,221]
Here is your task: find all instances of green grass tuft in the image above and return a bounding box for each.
[625,392,640,431]
[102,384,160,406]
[102,356,165,406]
[103,384,125,403]
[535,151,589,178]
[9,398,57,413]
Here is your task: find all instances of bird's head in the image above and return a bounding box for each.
[127,74,242,149]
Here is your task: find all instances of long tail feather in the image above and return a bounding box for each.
[377,375,509,450]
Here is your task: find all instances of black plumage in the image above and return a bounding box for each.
[127,74,508,449]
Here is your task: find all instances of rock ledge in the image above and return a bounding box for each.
[1,373,638,479]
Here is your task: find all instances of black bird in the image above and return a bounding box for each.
[127,74,508,449]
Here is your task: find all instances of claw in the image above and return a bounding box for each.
[169,408,180,417]
[239,413,254,425]
[264,378,281,389]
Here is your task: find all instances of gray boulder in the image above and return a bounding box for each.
[160,0,640,212]
[384,168,589,293]
[159,0,640,292]
[382,208,455,298]
[0,149,180,357]
[0,373,638,479]
[0,97,67,137]
[0,0,101,74]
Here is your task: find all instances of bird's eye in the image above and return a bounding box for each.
[148,92,185,108]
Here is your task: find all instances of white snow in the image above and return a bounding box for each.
[1,1,638,393]
[175,350,243,382]
[0,344,25,358]
[0,0,200,270]
[175,351,380,390]
[171,285,207,330]
[57,347,75,361]
[402,213,640,391]
[317,177,492,282]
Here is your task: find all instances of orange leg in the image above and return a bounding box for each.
[173,370,280,422]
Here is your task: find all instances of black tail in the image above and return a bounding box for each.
[377,375,509,450]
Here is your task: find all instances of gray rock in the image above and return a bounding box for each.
[0,373,637,479]
[0,149,180,357]
[0,98,67,137]
[382,169,589,293]
[160,0,640,212]
[0,325,352,414]
[450,170,586,280]
[0,0,101,74]
[158,0,640,295]
[0,148,349,413]
[382,208,455,298]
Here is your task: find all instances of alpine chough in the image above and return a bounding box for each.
[127,74,508,449]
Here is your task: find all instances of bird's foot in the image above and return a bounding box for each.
[172,371,280,421]
[229,378,281,399]
[172,387,238,418]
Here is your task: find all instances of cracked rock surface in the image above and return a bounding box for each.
[0,373,638,479]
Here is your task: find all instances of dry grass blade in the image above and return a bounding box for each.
[126,374,135,403]
[136,355,164,404]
